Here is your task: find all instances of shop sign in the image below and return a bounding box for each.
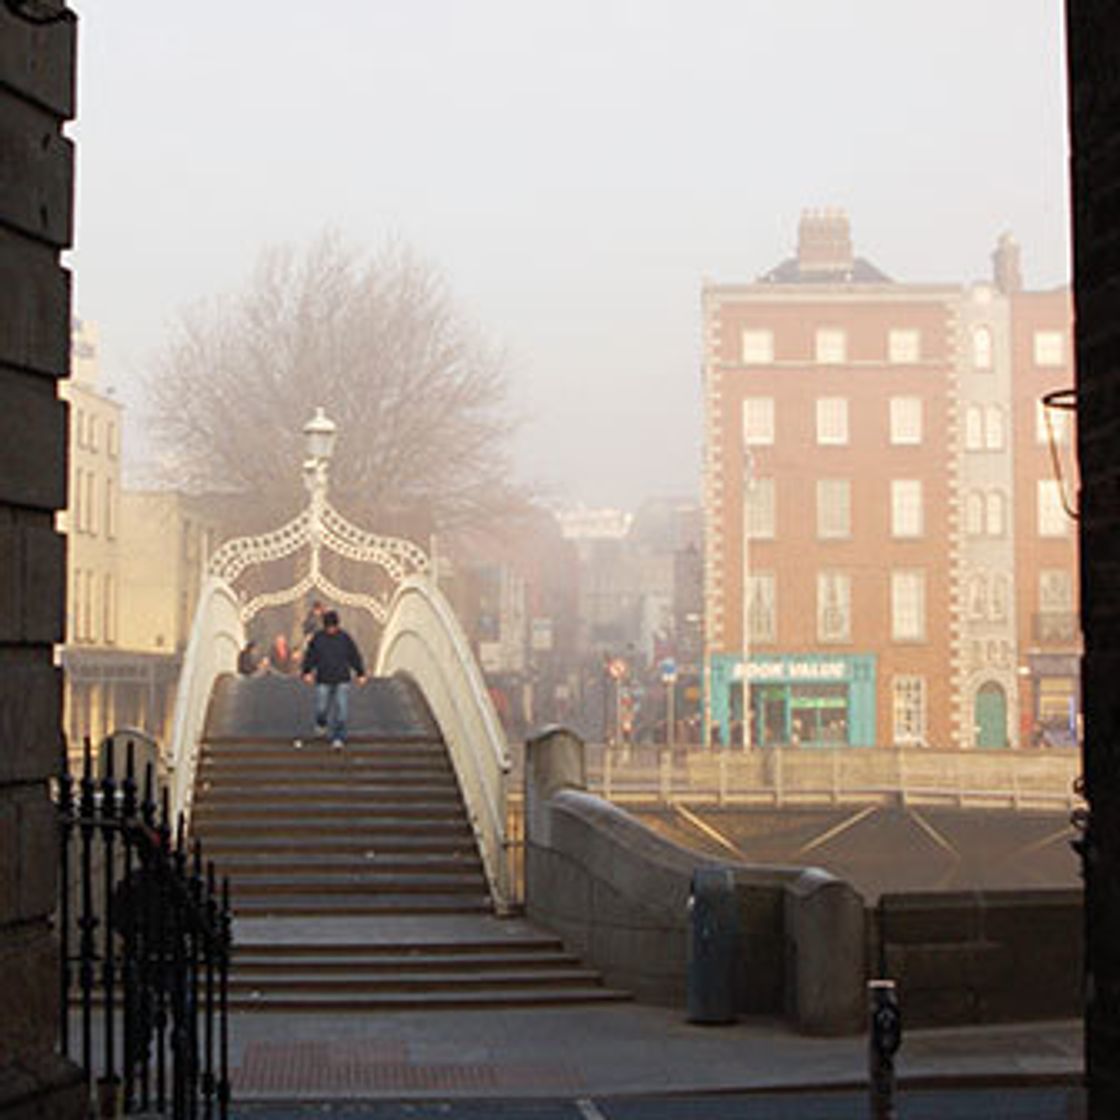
[736,657,850,682]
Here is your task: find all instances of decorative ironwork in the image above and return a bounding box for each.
[58,737,232,1118]
[205,407,429,625]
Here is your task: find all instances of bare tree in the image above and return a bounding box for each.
[146,234,520,531]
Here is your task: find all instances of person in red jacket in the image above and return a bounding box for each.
[299,610,366,748]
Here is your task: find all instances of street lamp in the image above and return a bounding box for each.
[302,407,338,499]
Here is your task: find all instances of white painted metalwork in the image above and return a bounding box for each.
[377,575,514,911]
[168,575,244,826]
[206,407,430,625]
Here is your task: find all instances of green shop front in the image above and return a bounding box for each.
[707,653,876,747]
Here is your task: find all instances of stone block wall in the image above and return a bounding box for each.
[1067,0,1120,1113]
[0,6,84,1117]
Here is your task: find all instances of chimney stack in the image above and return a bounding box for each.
[797,208,854,275]
[992,231,1023,294]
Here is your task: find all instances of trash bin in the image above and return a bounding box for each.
[686,865,739,1024]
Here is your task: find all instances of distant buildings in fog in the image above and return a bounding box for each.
[701,211,1078,749]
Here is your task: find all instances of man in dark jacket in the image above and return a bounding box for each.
[299,609,366,749]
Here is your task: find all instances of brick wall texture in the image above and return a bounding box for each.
[0,6,83,1117]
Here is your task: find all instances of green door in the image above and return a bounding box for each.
[974,682,1008,748]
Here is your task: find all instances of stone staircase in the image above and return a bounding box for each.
[190,674,629,1011]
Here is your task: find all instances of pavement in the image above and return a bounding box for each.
[226,1001,1084,1116]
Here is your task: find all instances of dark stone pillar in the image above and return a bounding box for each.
[0,6,84,1117]
[1066,2,1120,1115]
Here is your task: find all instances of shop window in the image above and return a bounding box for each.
[744,477,775,539]
[1037,677,1077,744]
[742,397,774,445]
[890,479,923,538]
[1033,330,1064,367]
[790,684,849,746]
[889,397,922,445]
[816,397,849,445]
[745,572,776,644]
[816,571,851,643]
[1037,480,1069,537]
[892,676,927,745]
[741,329,774,364]
[817,478,851,539]
[815,328,847,364]
[888,329,921,364]
[891,570,926,641]
[973,326,993,370]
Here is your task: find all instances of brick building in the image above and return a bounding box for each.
[701,211,1078,750]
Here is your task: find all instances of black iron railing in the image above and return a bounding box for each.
[58,738,232,1118]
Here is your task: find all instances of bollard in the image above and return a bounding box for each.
[686,866,739,1024]
[868,979,901,1119]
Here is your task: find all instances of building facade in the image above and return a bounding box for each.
[701,212,1078,750]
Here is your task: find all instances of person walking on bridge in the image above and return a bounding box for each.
[299,609,366,749]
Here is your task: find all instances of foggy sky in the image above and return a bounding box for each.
[71,0,1070,510]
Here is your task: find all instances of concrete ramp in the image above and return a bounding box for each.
[204,673,439,741]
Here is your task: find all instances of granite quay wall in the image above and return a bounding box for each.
[0,5,85,1117]
[872,889,1082,1028]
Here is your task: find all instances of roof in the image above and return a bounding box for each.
[757,255,893,285]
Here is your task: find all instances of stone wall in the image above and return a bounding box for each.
[873,889,1082,1027]
[1067,0,1120,1113]
[0,6,84,1116]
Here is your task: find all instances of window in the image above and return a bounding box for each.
[73,466,84,532]
[105,478,117,539]
[817,479,851,539]
[75,409,86,449]
[817,571,851,643]
[742,397,774,445]
[84,570,95,643]
[984,405,1005,450]
[745,572,776,644]
[815,328,847,364]
[965,491,984,536]
[888,329,920,364]
[85,470,97,535]
[964,405,984,450]
[967,573,987,619]
[892,676,927,745]
[816,397,849,445]
[1033,330,1064,367]
[744,477,775,539]
[891,570,926,641]
[107,420,119,459]
[986,490,1007,536]
[88,415,98,452]
[741,329,774,364]
[103,574,116,644]
[991,574,1010,621]
[72,568,82,641]
[1040,569,1074,611]
[973,326,993,370]
[1036,398,1070,446]
[1038,480,1069,537]
[891,480,923,538]
[889,397,923,445]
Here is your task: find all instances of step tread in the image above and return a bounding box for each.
[226,987,632,1010]
[232,951,577,970]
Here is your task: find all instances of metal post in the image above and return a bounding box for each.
[868,979,902,1119]
[78,739,97,1097]
[121,742,139,1112]
[58,743,74,1060]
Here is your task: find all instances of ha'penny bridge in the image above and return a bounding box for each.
[61,410,1084,1117]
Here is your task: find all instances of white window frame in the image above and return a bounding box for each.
[973,326,993,370]
[745,571,776,644]
[964,405,984,450]
[741,329,775,365]
[742,397,775,446]
[1038,479,1069,537]
[986,490,1007,537]
[889,397,923,446]
[815,328,847,364]
[891,479,924,538]
[891,569,927,642]
[984,405,1005,451]
[1033,330,1064,367]
[892,675,927,745]
[888,329,921,364]
[965,491,984,536]
[816,397,849,445]
[817,478,852,540]
[745,477,775,540]
[817,571,851,644]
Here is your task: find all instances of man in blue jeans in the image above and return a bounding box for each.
[299,609,366,749]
